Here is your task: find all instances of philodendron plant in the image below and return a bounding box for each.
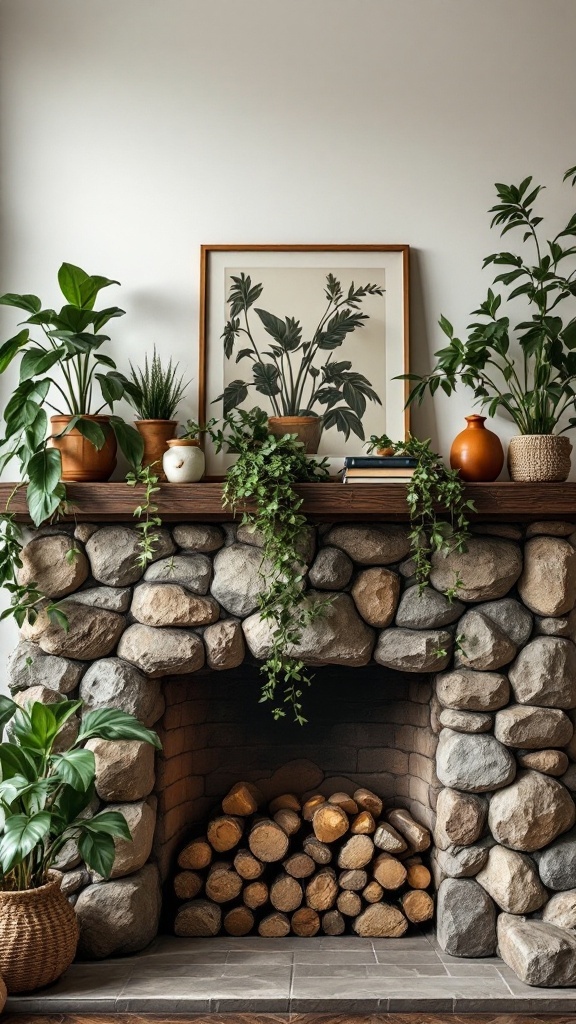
[0,695,161,891]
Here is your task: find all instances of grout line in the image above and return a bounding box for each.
[496,967,517,994]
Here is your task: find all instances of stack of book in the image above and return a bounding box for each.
[342,455,417,483]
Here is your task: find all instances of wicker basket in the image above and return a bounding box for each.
[507,434,572,482]
[0,875,79,993]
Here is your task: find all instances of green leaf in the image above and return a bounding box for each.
[4,378,50,439]
[19,347,66,383]
[0,330,30,373]
[58,263,89,306]
[92,306,125,333]
[78,828,116,878]
[217,379,249,415]
[26,448,64,526]
[52,749,95,792]
[79,275,120,311]
[252,361,280,397]
[54,782,93,827]
[254,309,302,352]
[0,811,51,873]
[74,417,107,451]
[0,742,37,781]
[0,293,41,314]
[0,695,18,739]
[108,417,144,469]
[317,309,368,350]
[322,405,365,440]
[78,708,161,749]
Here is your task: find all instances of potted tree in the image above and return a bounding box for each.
[402,166,576,481]
[125,347,189,479]
[0,694,160,993]
[219,272,383,451]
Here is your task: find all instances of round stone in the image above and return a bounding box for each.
[204,619,245,671]
[324,524,411,565]
[106,800,156,879]
[454,610,517,671]
[172,524,225,552]
[86,738,156,802]
[435,668,510,711]
[80,657,164,727]
[131,583,220,627]
[308,547,353,590]
[508,636,576,707]
[86,527,145,586]
[374,628,452,672]
[438,708,492,733]
[351,568,400,627]
[17,533,89,598]
[75,863,161,959]
[434,788,487,850]
[117,624,205,678]
[395,586,464,629]
[517,749,570,776]
[518,537,576,617]
[435,840,491,878]
[211,544,271,617]
[436,729,516,792]
[476,845,547,913]
[8,640,83,695]
[497,913,576,987]
[543,890,576,929]
[494,705,573,749]
[429,537,522,603]
[21,602,125,660]
[436,878,496,957]
[535,828,576,890]
[474,598,533,646]
[144,554,212,594]
[488,770,576,852]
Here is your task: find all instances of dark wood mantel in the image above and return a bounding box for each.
[1,481,576,523]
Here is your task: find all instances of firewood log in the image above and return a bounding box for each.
[291,907,320,936]
[248,818,289,863]
[322,909,345,935]
[353,903,408,937]
[205,862,243,903]
[386,808,431,852]
[339,869,368,891]
[234,848,264,880]
[373,852,408,890]
[269,793,301,814]
[362,880,384,904]
[337,834,374,869]
[222,781,262,816]
[353,787,383,818]
[177,836,212,871]
[175,898,221,937]
[337,890,362,917]
[401,889,434,924]
[223,905,255,936]
[406,863,432,890]
[273,808,301,836]
[302,794,326,821]
[258,911,290,937]
[328,792,358,815]
[305,867,338,911]
[207,815,244,853]
[312,803,349,843]
[174,870,203,901]
[270,873,303,913]
[303,835,332,865]
[373,822,408,855]
[351,810,376,834]
[284,852,315,879]
[242,880,269,910]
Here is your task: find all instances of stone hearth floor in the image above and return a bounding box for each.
[6,931,576,1015]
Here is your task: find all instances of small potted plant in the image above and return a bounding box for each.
[219,273,383,451]
[125,348,189,479]
[162,419,208,482]
[402,166,576,481]
[0,694,160,993]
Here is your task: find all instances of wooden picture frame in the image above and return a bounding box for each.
[199,244,410,476]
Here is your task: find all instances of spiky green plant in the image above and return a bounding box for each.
[127,348,188,420]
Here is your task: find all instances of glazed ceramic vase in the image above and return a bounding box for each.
[450,415,504,482]
[268,416,322,454]
[50,415,117,482]
[162,439,205,482]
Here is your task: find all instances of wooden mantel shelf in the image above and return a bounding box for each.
[1,481,576,523]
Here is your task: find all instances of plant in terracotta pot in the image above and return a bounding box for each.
[125,348,189,479]
[218,272,383,451]
[0,693,160,993]
[0,262,143,523]
[402,166,576,481]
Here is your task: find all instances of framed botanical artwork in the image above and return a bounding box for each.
[199,244,410,476]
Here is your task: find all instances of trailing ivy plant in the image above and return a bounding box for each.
[367,434,475,593]
[126,463,162,569]
[210,408,330,724]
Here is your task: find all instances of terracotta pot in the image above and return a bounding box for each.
[50,415,117,482]
[135,419,177,480]
[450,415,504,482]
[0,875,79,993]
[508,434,572,482]
[163,438,205,482]
[268,416,322,454]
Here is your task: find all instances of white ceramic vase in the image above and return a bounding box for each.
[162,439,205,482]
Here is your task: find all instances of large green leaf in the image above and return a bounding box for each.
[0,811,51,873]
[0,330,30,373]
[78,829,116,878]
[0,293,41,314]
[96,371,125,405]
[317,309,368,350]
[0,696,18,740]
[322,405,365,440]
[108,417,144,468]
[78,708,161,749]
[11,702,60,755]
[53,782,94,827]
[82,809,132,839]
[57,263,89,307]
[0,743,37,782]
[217,379,249,415]
[79,275,120,311]
[75,418,107,451]
[92,306,125,333]
[254,309,302,352]
[19,347,66,383]
[4,378,50,439]
[252,361,280,397]
[26,447,63,526]
[52,749,95,792]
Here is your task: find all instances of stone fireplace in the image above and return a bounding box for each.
[7,511,576,988]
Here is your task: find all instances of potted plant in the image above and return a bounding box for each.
[402,166,576,481]
[124,347,189,479]
[0,694,160,993]
[0,262,143,523]
[219,273,384,452]
[162,419,211,483]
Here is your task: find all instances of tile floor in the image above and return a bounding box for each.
[6,930,576,1015]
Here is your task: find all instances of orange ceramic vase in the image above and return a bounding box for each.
[450,415,504,482]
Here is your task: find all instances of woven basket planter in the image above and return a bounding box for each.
[507,434,572,482]
[0,875,79,993]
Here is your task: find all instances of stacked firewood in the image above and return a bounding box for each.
[173,782,434,938]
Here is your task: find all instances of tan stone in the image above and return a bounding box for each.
[131,583,219,627]
[430,537,522,602]
[86,738,156,802]
[508,637,576,708]
[526,521,576,538]
[14,684,63,708]
[107,799,156,879]
[324,524,411,565]
[438,708,492,733]
[204,619,245,670]
[435,668,509,711]
[542,890,576,931]
[351,568,400,628]
[18,533,89,598]
[518,536,576,617]
[476,845,547,913]
[488,770,576,852]
[498,913,576,987]
[434,788,487,850]
[117,624,205,677]
[374,628,452,672]
[517,749,570,776]
[494,705,573,749]
[454,610,517,671]
[21,602,124,660]
[172,524,225,552]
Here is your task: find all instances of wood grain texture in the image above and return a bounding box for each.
[1,481,575,523]
[3,1014,575,1023]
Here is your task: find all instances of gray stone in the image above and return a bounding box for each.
[489,771,576,852]
[476,845,547,913]
[79,658,164,727]
[117,624,205,678]
[434,788,488,850]
[204,618,245,671]
[21,602,125,660]
[542,890,576,931]
[131,583,220,627]
[438,708,492,733]
[494,704,573,749]
[560,764,576,792]
[470,523,523,540]
[71,586,132,613]
[518,536,576,617]
[454,610,517,670]
[76,863,161,959]
[308,547,353,590]
[86,738,156,802]
[535,828,576,890]
[59,868,91,897]
[221,523,237,546]
[351,568,400,627]
[85,526,146,586]
[107,799,156,878]
[436,878,497,957]
[238,522,316,563]
[508,636,576,708]
[374,628,452,672]
[7,640,83,695]
[476,597,533,646]
[536,609,576,641]
[74,523,99,544]
[436,729,516,792]
[497,913,576,987]
[435,839,492,878]
[172,524,225,552]
[324,524,411,565]
[517,749,570,776]
[144,553,212,594]
[430,537,522,603]
[435,668,510,711]
[53,837,82,871]
[526,520,576,538]
[211,543,271,616]
[17,533,89,599]
[395,585,464,630]
[243,591,374,666]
